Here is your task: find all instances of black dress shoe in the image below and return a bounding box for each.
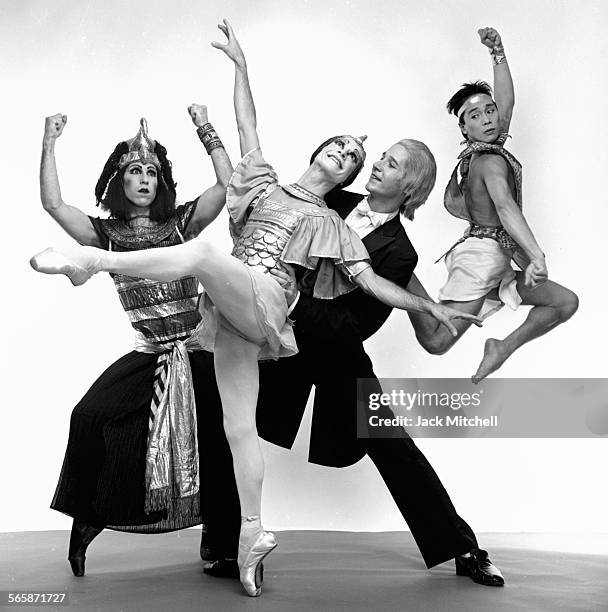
[67,520,103,577]
[455,549,504,586]
[203,559,240,579]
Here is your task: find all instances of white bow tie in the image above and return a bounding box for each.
[355,200,384,228]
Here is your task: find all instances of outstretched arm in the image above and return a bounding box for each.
[269,260,473,340]
[354,267,482,337]
[40,115,101,246]
[482,155,547,286]
[478,27,514,134]
[404,272,444,339]
[184,104,233,239]
[270,253,417,342]
[212,19,259,156]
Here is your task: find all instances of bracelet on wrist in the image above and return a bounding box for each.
[197,124,224,155]
[490,44,507,66]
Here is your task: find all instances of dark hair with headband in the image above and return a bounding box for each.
[446,81,493,124]
[94,141,177,222]
[309,136,365,191]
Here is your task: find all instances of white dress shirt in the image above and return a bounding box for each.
[345,197,399,239]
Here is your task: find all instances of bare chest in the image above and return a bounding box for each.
[465,155,517,225]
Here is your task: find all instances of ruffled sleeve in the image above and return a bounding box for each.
[281,211,371,299]
[226,148,279,237]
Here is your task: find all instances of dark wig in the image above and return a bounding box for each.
[94,141,178,222]
[446,81,493,123]
[309,136,365,191]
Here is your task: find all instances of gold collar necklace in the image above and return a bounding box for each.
[282,183,326,207]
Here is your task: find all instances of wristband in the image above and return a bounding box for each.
[490,44,507,66]
[197,123,224,154]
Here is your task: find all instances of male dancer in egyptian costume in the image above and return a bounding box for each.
[38,106,232,577]
[407,27,578,382]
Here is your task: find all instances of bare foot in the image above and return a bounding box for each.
[471,338,510,384]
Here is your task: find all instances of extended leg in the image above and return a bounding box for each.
[32,238,270,341]
[113,239,275,340]
[472,276,578,382]
[366,436,478,568]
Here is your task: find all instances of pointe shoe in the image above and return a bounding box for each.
[67,520,103,577]
[30,247,100,286]
[238,528,277,597]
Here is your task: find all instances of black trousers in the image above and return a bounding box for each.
[365,435,477,568]
[199,366,477,568]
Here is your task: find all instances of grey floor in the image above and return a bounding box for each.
[2,530,607,611]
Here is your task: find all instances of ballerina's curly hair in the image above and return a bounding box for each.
[94,141,178,222]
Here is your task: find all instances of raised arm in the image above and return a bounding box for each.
[481,155,547,286]
[478,27,514,133]
[212,19,259,156]
[354,267,482,337]
[183,104,234,239]
[40,115,101,246]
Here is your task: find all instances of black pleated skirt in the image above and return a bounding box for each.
[51,349,217,533]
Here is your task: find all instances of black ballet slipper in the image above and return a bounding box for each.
[67,520,103,577]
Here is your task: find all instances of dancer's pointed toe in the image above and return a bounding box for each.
[472,338,509,384]
[30,247,99,286]
[68,556,86,577]
[238,530,277,597]
[67,520,103,577]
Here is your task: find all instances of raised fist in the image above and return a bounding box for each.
[44,114,67,141]
[188,104,208,128]
[478,27,502,49]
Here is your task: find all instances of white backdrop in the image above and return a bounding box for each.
[2,0,607,542]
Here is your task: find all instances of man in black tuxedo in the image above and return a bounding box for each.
[199,138,504,587]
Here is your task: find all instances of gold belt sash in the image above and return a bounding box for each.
[133,323,205,513]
